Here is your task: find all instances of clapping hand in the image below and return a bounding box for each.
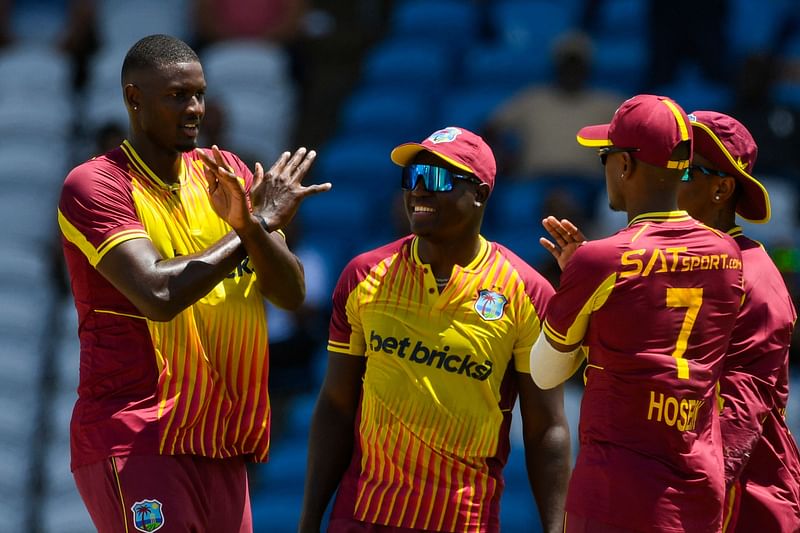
[197,145,252,231]
[198,145,332,233]
[250,147,332,231]
[539,216,587,271]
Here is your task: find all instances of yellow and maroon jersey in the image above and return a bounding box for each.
[720,228,800,532]
[327,235,553,533]
[58,141,271,469]
[543,211,743,533]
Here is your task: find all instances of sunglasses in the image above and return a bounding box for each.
[598,146,640,165]
[401,163,482,192]
[681,164,729,181]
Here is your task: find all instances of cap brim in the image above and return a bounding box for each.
[390,143,476,175]
[691,122,771,223]
[576,124,613,147]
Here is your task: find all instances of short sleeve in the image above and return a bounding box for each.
[57,159,148,266]
[327,259,366,356]
[544,242,618,347]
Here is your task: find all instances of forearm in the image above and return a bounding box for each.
[525,422,571,533]
[299,396,357,532]
[98,233,246,321]
[236,216,305,310]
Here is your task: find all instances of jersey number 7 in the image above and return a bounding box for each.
[666,287,704,380]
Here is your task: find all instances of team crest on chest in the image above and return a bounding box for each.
[474,289,508,321]
[131,499,164,532]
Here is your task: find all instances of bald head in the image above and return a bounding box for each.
[121,34,200,85]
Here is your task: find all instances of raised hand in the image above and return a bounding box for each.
[251,147,332,231]
[539,216,588,271]
[197,145,252,231]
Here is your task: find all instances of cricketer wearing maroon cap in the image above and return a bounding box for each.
[300,127,571,533]
[678,111,800,532]
[530,95,744,532]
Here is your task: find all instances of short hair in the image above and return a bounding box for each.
[121,34,200,84]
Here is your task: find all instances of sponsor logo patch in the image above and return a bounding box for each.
[131,499,164,532]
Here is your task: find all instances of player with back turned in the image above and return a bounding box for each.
[677,110,800,531]
[530,94,744,532]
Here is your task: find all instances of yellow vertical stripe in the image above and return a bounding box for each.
[722,484,737,532]
[662,99,690,141]
[111,458,130,533]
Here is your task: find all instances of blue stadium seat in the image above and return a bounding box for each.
[338,88,435,143]
[388,0,481,48]
[297,186,374,238]
[361,39,452,95]
[654,65,734,115]
[489,180,549,233]
[97,0,190,50]
[436,86,517,133]
[251,490,304,533]
[589,0,647,44]
[313,135,399,189]
[591,37,649,95]
[727,0,792,60]
[461,43,552,92]
[774,81,800,108]
[489,1,575,51]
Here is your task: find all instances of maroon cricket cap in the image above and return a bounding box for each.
[688,110,770,223]
[577,94,693,170]
[390,126,497,191]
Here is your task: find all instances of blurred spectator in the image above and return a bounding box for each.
[581,0,731,89]
[92,121,124,155]
[196,98,228,154]
[483,31,623,180]
[0,0,12,47]
[729,53,800,181]
[646,0,731,89]
[191,0,308,50]
[57,0,99,90]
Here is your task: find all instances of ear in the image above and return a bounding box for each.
[474,183,491,205]
[714,176,736,203]
[619,151,636,179]
[124,83,140,111]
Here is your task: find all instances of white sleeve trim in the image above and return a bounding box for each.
[529,332,584,389]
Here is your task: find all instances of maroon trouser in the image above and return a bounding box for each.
[73,454,252,532]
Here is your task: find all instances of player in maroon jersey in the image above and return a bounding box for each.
[678,110,800,532]
[530,94,744,532]
[58,34,329,532]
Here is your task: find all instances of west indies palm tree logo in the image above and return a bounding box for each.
[474,289,508,321]
[131,499,164,532]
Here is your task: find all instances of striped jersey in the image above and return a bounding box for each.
[543,211,743,533]
[58,141,271,469]
[720,228,800,532]
[327,235,553,533]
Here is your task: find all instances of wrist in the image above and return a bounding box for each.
[254,214,273,233]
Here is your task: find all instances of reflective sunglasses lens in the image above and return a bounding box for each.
[401,164,455,192]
